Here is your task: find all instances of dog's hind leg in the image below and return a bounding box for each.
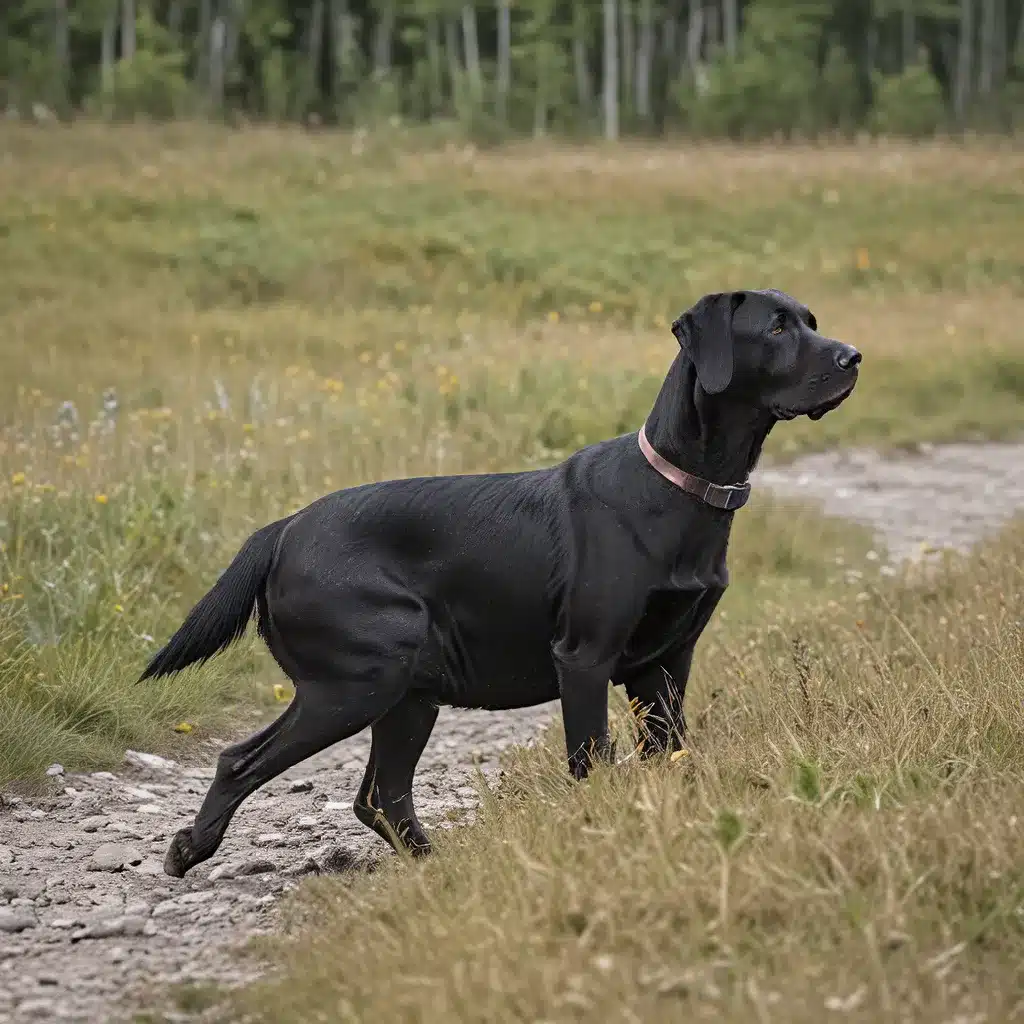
[164,680,406,878]
[354,690,438,855]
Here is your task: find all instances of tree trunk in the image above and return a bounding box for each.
[572,3,591,114]
[168,0,184,39]
[209,12,227,111]
[651,4,679,133]
[955,0,973,119]
[496,0,511,121]
[660,4,678,67]
[373,0,395,79]
[723,0,738,58]
[603,0,619,140]
[686,0,705,72]
[979,0,995,93]
[979,0,1007,91]
[621,0,634,113]
[54,0,69,109]
[705,0,720,51]
[225,0,244,80]
[308,0,325,102]
[1014,0,1024,69]
[444,15,461,96]
[428,11,445,114]
[533,47,547,138]
[329,0,350,89]
[101,0,117,104]
[635,0,654,119]
[865,18,878,80]
[901,0,915,67]
[994,0,1007,87]
[121,0,136,61]
[198,0,212,91]
[462,4,483,105]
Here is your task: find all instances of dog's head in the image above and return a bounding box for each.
[671,289,860,421]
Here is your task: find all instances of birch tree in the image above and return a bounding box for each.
[373,0,395,78]
[121,0,136,60]
[723,0,739,56]
[635,0,654,119]
[461,3,483,107]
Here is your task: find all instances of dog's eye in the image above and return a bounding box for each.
[770,324,784,336]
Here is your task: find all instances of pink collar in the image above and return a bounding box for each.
[638,423,751,511]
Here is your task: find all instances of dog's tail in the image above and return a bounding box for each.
[138,516,293,682]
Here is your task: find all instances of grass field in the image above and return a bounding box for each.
[0,131,1021,773]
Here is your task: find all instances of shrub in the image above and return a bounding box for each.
[89,10,191,120]
[869,57,946,138]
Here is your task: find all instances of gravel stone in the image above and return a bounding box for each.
[0,908,36,933]
[87,843,144,873]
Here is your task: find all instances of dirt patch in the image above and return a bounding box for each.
[2,440,1022,1024]
[755,441,1024,563]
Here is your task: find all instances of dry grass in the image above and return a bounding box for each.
[1,123,1021,785]
[229,521,1024,1024]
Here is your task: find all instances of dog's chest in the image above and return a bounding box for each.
[619,570,726,669]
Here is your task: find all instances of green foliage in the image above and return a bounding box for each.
[678,2,840,139]
[0,475,267,782]
[818,41,864,135]
[88,10,191,120]
[1,0,1022,137]
[869,57,947,137]
[681,52,822,139]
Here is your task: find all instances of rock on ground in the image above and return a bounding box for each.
[1,440,1023,1024]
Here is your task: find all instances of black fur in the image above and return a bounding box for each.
[146,289,860,878]
[138,519,293,681]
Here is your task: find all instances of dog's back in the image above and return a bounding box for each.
[261,463,577,709]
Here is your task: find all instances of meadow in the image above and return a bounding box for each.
[0,123,1022,1021]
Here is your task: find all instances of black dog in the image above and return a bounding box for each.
[141,289,859,878]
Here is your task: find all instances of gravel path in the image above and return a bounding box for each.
[1,440,1022,1024]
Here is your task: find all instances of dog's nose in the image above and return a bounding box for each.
[834,346,862,371]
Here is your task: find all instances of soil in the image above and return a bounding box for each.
[2,440,1022,1024]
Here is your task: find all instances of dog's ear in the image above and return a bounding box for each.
[671,291,744,395]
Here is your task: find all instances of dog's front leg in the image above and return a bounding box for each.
[624,647,693,757]
[557,662,616,781]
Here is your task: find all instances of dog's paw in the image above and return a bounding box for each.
[163,827,194,878]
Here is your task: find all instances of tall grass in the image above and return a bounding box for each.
[228,520,1024,1024]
